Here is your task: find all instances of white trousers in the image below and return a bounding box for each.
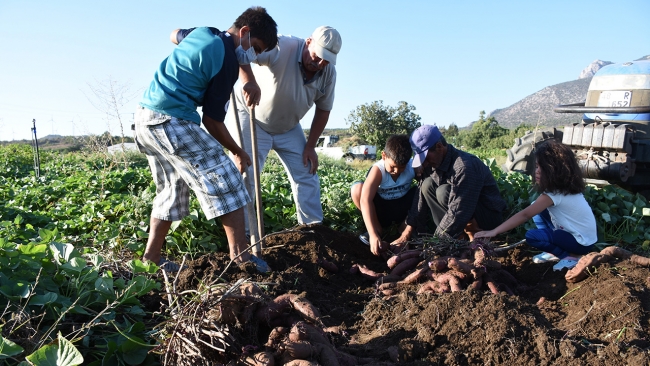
[229,120,324,227]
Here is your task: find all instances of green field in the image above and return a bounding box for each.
[1,143,648,365]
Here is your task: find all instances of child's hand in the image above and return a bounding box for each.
[370,235,389,256]
[473,230,495,239]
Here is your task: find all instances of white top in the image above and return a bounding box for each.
[230,35,337,134]
[545,192,598,245]
[373,159,416,200]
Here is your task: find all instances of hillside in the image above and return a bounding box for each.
[489,55,650,129]
[488,78,589,129]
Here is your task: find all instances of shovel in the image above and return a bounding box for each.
[230,93,265,256]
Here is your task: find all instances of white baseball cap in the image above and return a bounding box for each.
[310,26,342,65]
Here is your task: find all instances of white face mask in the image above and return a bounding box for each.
[235,32,257,65]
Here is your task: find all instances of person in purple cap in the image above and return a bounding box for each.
[396,125,507,242]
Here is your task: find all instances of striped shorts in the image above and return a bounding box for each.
[134,107,250,221]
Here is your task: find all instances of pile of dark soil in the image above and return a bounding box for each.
[156,225,650,365]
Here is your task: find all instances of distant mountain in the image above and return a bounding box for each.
[489,55,650,129]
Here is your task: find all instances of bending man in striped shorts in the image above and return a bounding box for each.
[133,7,278,272]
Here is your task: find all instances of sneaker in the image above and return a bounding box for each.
[553,257,580,271]
[359,232,370,246]
[158,257,185,273]
[532,252,560,264]
[249,254,271,273]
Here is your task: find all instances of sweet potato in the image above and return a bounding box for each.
[317,258,339,273]
[284,360,319,366]
[467,277,483,291]
[444,269,469,281]
[428,257,450,272]
[630,254,650,266]
[565,252,609,283]
[378,282,400,296]
[484,259,502,269]
[390,257,422,276]
[289,321,331,345]
[316,343,340,366]
[283,341,316,360]
[243,351,275,366]
[447,257,473,275]
[470,266,486,280]
[386,250,423,269]
[399,266,428,284]
[350,264,385,280]
[433,273,463,292]
[484,274,499,294]
[600,246,632,259]
[290,294,321,324]
[473,248,486,268]
[266,327,289,347]
[378,282,399,291]
[255,294,294,324]
[417,280,450,294]
[239,282,263,297]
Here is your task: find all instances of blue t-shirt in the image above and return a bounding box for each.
[140,27,238,124]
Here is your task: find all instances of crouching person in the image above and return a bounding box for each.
[351,135,417,256]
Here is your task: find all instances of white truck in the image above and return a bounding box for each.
[315,135,377,162]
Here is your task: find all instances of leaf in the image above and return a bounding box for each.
[28,292,58,306]
[38,228,59,243]
[643,207,650,217]
[120,336,149,365]
[169,220,181,232]
[127,259,157,274]
[601,213,611,223]
[49,242,77,262]
[18,244,48,256]
[94,277,114,297]
[60,257,88,275]
[0,335,24,359]
[87,254,104,267]
[25,332,83,366]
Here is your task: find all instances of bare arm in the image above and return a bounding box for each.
[202,114,251,173]
[360,166,388,256]
[170,29,180,45]
[303,108,331,174]
[474,194,553,239]
[238,65,261,106]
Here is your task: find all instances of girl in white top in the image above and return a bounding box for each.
[475,140,597,271]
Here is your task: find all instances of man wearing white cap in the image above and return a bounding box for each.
[226,26,342,226]
[397,125,507,242]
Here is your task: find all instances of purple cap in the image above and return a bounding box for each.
[410,125,442,168]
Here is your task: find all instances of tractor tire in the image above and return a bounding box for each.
[344,154,355,163]
[502,128,563,176]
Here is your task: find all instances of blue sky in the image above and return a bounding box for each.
[1,0,648,141]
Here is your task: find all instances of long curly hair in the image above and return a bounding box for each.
[534,140,585,195]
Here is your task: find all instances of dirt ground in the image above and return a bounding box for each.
[155,224,650,365]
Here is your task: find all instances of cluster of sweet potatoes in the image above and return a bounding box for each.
[234,289,372,366]
[348,243,517,297]
[566,246,650,283]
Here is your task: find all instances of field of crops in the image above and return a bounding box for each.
[1,143,649,365]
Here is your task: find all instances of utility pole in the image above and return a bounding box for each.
[31,119,41,178]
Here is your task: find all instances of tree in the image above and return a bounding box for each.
[346,100,421,149]
[455,111,509,149]
[84,76,141,147]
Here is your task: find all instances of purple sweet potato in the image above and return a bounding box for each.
[417,280,450,294]
[387,250,423,269]
[390,258,422,276]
